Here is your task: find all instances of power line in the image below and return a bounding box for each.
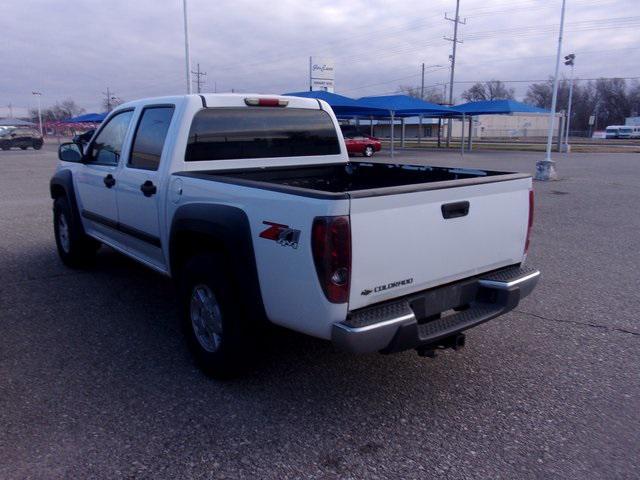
[191,63,207,93]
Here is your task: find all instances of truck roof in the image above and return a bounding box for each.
[118,93,324,111]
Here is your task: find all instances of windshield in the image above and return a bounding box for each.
[606,127,619,132]
[0,128,15,137]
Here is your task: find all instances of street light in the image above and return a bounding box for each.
[563,53,576,152]
[32,91,43,137]
[536,0,566,181]
[183,0,192,94]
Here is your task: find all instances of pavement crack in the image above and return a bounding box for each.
[516,309,640,337]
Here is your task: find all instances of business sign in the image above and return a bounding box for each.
[310,57,335,92]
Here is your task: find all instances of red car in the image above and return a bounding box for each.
[344,134,381,157]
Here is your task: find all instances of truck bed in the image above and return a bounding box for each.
[177,162,529,199]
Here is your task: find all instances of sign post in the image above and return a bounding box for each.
[309,57,335,92]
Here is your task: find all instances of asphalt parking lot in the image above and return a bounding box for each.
[1,143,638,479]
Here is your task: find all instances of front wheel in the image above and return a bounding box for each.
[33,141,43,150]
[53,196,99,268]
[20,146,27,150]
[363,145,374,157]
[180,253,255,378]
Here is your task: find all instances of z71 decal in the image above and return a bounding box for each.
[259,221,301,249]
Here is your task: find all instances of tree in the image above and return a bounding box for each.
[29,99,85,122]
[398,85,445,104]
[461,80,514,102]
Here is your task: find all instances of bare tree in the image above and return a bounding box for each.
[398,85,445,104]
[462,80,515,102]
[29,99,85,122]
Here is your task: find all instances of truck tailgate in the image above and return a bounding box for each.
[348,177,532,310]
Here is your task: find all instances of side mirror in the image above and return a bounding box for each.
[58,142,83,163]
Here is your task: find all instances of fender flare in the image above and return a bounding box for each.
[49,169,86,235]
[169,203,267,322]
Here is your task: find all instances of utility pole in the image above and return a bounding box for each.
[102,88,117,112]
[8,103,13,118]
[183,0,192,94]
[32,91,43,136]
[536,0,566,181]
[444,0,465,147]
[421,63,425,100]
[563,54,576,152]
[191,63,207,93]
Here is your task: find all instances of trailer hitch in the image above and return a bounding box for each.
[416,333,466,358]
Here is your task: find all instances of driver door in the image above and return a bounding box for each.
[75,109,134,240]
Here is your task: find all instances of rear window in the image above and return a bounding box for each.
[186,108,341,161]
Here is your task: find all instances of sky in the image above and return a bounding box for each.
[1,0,639,115]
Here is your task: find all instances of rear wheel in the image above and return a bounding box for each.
[33,141,43,150]
[53,196,99,268]
[180,252,255,378]
[364,145,374,157]
[20,146,27,150]
[1,145,10,151]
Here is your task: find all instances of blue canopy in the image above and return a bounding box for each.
[453,100,549,115]
[67,112,107,123]
[357,95,454,117]
[283,91,387,116]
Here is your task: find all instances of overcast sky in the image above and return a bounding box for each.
[2,0,639,114]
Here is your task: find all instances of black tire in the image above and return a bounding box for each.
[363,145,374,157]
[53,196,99,268]
[33,141,43,150]
[180,252,255,379]
[1,145,9,151]
[20,146,27,150]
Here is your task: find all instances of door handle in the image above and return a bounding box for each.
[441,201,470,219]
[140,180,157,197]
[103,174,116,188]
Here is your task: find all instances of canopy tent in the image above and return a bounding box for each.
[0,118,36,127]
[66,112,107,123]
[357,95,454,117]
[450,100,550,152]
[453,99,549,115]
[283,91,387,117]
[356,95,456,157]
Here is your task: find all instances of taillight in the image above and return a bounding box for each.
[244,97,289,107]
[311,216,351,303]
[524,189,534,254]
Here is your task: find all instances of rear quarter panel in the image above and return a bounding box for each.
[168,176,350,339]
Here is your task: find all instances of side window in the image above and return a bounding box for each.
[129,106,175,170]
[88,110,134,165]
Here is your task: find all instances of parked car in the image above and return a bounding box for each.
[344,133,381,157]
[0,127,43,150]
[605,125,625,139]
[51,94,539,378]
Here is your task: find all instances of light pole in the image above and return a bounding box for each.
[32,91,43,136]
[563,53,575,152]
[536,0,566,181]
[183,0,193,94]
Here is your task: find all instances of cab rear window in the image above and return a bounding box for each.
[185,108,340,161]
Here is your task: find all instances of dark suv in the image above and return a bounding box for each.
[0,127,44,150]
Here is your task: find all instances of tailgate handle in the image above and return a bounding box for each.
[441,201,470,219]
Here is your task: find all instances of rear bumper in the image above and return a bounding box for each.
[332,265,539,354]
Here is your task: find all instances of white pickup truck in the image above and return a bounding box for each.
[51,93,539,378]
